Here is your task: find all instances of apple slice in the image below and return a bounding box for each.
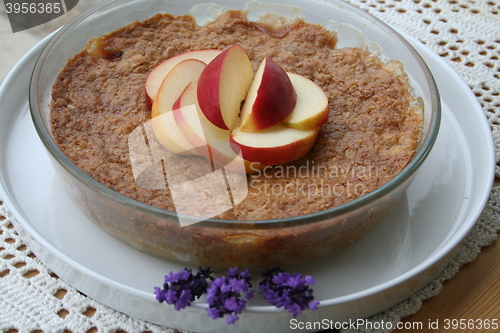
[197,45,254,130]
[283,73,329,129]
[172,83,265,174]
[151,105,200,156]
[151,59,206,156]
[230,124,319,166]
[151,58,207,118]
[145,49,222,106]
[239,57,296,132]
[172,82,228,160]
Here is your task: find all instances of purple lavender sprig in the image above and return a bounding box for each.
[259,267,320,317]
[154,267,213,311]
[206,267,254,324]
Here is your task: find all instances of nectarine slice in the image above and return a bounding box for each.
[145,49,222,105]
[173,83,265,174]
[239,57,296,132]
[151,58,207,118]
[283,73,329,129]
[197,45,254,130]
[230,124,319,166]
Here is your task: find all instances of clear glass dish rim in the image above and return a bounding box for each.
[29,0,442,229]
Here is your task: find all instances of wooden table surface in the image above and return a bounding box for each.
[393,179,500,332]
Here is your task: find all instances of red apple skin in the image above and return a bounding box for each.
[197,45,253,130]
[197,50,227,129]
[311,109,329,127]
[145,86,153,110]
[239,57,297,132]
[230,126,320,166]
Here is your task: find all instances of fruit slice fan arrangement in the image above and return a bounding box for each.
[147,44,329,174]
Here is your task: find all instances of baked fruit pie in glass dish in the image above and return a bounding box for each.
[30,0,440,270]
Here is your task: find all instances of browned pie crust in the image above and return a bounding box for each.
[51,11,422,221]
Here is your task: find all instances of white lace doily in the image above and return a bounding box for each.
[1,0,499,332]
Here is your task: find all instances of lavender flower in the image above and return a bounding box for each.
[206,267,254,324]
[259,267,319,317]
[154,267,213,311]
[156,266,319,323]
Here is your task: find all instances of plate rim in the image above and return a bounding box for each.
[0,28,495,322]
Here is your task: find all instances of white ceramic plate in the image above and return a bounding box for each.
[0,32,494,332]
